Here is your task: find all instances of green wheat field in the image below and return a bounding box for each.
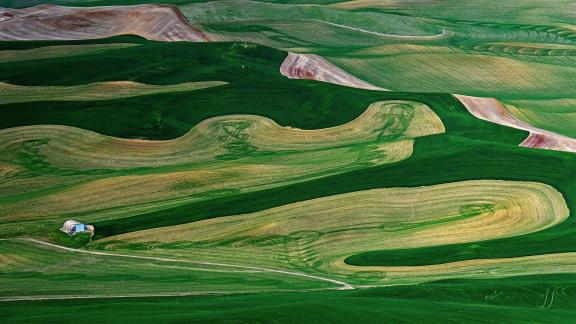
[0,1,575,322]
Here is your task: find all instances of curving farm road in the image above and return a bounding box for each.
[0,238,354,302]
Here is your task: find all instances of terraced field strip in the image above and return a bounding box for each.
[455,94,576,152]
[0,101,444,236]
[180,0,443,47]
[0,4,208,41]
[0,238,352,301]
[94,180,571,286]
[2,1,574,149]
[0,81,228,104]
[330,0,576,26]
[328,50,576,97]
[0,100,442,170]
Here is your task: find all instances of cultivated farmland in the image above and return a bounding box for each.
[0,1,575,323]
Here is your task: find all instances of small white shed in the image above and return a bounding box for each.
[61,220,94,236]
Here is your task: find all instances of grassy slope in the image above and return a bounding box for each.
[85,93,530,234]
[0,39,447,240]
[1,35,575,322]
[1,274,575,323]
[502,99,576,139]
[3,38,574,266]
[91,134,576,265]
[2,1,575,135]
[0,38,524,139]
[0,39,286,86]
[0,240,334,298]
[333,1,576,26]
[178,0,576,137]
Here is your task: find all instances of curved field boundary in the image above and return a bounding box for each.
[0,101,443,228]
[0,100,443,170]
[306,19,447,40]
[94,180,570,286]
[454,94,576,153]
[0,43,138,64]
[342,252,576,287]
[0,81,228,104]
[2,238,354,295]
[501,98,576,139]
[281,52,387,91]
[0,4,208,42]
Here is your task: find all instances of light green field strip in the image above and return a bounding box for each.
[179,0,576,141]
[182,0,441,39]
[180,1,443,50]
[501,99,576,139]
[327,52,576,98]
[93,180,572,286]
[0,101,441,169]
[0,43,139,64]
[196,19,443,50]
[0,239,338,300]
[330,0,576,26]
[180,0,576,138]
[0,81,228,105]
[0,101,444,235]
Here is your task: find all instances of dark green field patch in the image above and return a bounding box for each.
[0,41,285,86]
[1,274,574,323]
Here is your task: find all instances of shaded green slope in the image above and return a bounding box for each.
[2,274,575,323]
[91,134,576,259]
[0,38,523,141]
[0,81,376,140]
[0,35,148,51]
[1,37,573,267]
[0,4,575,323]
[0,83,523,140]
[0,40,286,86]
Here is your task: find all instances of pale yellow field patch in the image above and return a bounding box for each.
[0,81,228,104]
[330,0,403,10]
[0,43,139,65]
[95,180,570,286]
[337,252,576,287]
[0,100,443,170]
[0,101,444,234]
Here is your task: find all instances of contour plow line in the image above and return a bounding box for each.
[454,94,576,153]
[0,43,139,64]
[95,180,573,286]
[0,100,444,231]
[0,100,442,170]
[307,19,447,40]
[0,238,354,300]
[0,81,228,104]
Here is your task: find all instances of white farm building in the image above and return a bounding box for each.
[61,220,94,236]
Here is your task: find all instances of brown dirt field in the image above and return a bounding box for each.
[454,94,576,152]
[280,52,387,90]
[0,4,208,41]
